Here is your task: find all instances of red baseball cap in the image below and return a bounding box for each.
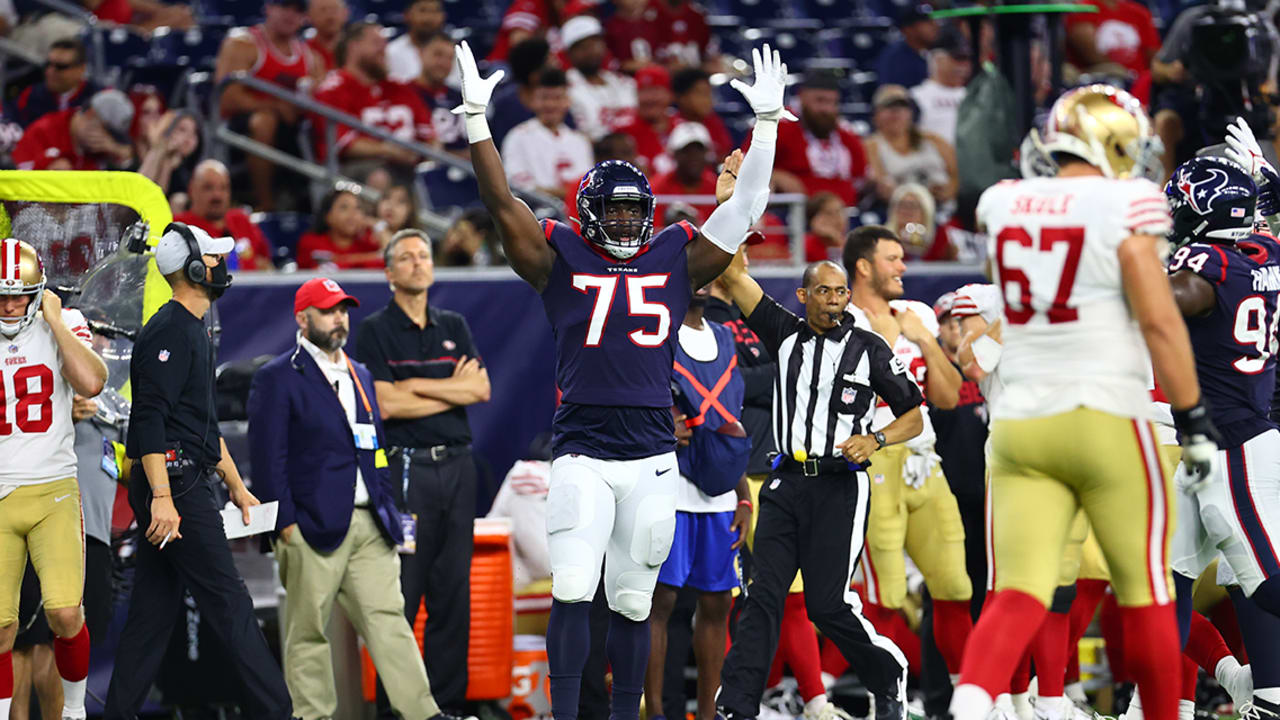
[635,64,671,91]
[294,277,359,314]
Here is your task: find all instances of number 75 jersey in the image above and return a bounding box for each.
[0,308,92,485]
[1168,235,1280,448]
[539,218,695,408]
[978,176,1172,422]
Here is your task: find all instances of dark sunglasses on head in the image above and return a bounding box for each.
[46,60,82,71]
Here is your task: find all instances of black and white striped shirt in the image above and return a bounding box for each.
[745,295,923,459]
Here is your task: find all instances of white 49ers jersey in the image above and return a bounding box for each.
[0,308,92,485]
[977,176,1172,421]
[847,299,936,446]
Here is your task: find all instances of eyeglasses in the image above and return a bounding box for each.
[809,285,849,299]
[45,60,81,71]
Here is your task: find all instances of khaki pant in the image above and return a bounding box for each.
[276,509,441,720]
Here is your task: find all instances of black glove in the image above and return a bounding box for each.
[1172,401,1222,494]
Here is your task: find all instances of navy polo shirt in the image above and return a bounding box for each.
[355,299,481,449]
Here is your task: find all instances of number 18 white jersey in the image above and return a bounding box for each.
[0,308,93,485]
[977,175,1172,421]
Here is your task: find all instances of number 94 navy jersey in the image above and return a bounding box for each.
[539,218,696,459]
[1168,234,1280,448]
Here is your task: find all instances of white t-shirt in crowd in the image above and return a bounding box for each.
[501,118,594,191]
[567,68,637,140]
[911,79,966,146]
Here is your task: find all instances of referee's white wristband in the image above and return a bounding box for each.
[465,113,491,144]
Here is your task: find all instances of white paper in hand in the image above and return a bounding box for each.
[222,501,279,540]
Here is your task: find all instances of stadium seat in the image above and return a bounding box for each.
[715,0,797,24]
[250,211,311,265]
[358,0,405,25]
[98,27,151,84]
[822,21,893,68]
[198,0,264,27]
[150,26,228,69]
[420,164,482,212]
[741,27,822,68]
[442,0,496,30]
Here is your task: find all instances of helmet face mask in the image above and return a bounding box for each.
[0,238,46,338]
[576,161,655,260]
[1164,155,1257,249]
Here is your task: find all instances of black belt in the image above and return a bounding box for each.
[773,455,867,477]
[393,444,472,464]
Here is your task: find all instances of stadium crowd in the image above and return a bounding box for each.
[4,0,1280,720]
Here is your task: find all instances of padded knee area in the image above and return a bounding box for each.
[552,565,597,604]
[1050,584,1077,614]
[609,572,656,621]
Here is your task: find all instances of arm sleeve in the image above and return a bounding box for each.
[60,309,93,347]
[1173,242,1232,285]
[245,368,297,531]
[868,334,925,417]
[126,330,193,457]
[699,117,778,253]
[950,284,1003,324]
[743,294,803,357]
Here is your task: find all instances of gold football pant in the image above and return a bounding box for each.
[988,408,1174,607]
[863,444,972,607]
[0,477,85,625]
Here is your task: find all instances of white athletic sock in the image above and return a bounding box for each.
[1256,687,1280,703]
[1012,692,1034,720]
[996,694,1016,711]
[821,672,836,691]
[1124,690,1144,720]
[805,695,829,714]
[950,684,994,720]
[62,677,87,716]
[0,698,11,719]
[1177,699,1195,720]
[1064,682,1087,704]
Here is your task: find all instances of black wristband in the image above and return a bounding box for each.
[1172,401,1219,442]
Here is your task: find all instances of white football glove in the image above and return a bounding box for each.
[728,44,798,122]
[451,40,504,116]
[903,449,939,490]
[1225,116,1277,181]
[1173,402,1221,495]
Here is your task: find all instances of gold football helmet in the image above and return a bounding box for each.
[0,238,47,337]
[1038,84,1163,181]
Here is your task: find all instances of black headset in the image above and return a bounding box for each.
[164,221,207,285]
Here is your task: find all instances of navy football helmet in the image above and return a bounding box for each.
[1165,155,1257,248]
[576,160,655,260]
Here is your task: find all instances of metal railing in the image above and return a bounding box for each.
[209,72,564,231]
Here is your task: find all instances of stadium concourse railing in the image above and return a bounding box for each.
[209,71,566,235]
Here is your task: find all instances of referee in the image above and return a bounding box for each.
[713,253,924,720]
[104,223,291,720]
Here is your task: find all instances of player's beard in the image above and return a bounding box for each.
[306,321,348,353]
[872,269,903,300]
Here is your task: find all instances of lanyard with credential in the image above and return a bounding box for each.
[343,354,374,419]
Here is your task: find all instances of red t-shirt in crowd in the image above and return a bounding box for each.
[296,229,383,269]
[174,209,275,271]
[486,0,595,61]
[306,36,337,75]
[12,109,102,170]
[1064,0,1159,76]
[619,115,675,177]
[311,69,433,162]
[94,0,133,24]
[676,110,733,158]
[748,119,866,205]
[605,9,661,66]
[651,168,718,224]
[651,0,716,66]
[805,232,840,262]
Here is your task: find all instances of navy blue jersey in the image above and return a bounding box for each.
[540,218,697,459]
[1170,234,1280,447]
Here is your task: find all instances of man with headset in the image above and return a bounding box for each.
[104,222,292,720]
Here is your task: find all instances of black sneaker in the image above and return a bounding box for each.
[429,713,479,720]
[873,674,908,720]
[717,707,756,720]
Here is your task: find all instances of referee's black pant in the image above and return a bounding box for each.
[720,468,906,714]
[391,450,475,709]
[105,474,291,720]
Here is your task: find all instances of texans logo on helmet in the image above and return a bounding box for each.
[1173,159,1252,215]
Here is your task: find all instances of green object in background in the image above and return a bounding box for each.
[932,3,1097,17]
[955,63,1021,210]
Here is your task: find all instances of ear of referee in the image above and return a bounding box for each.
[105,223,291,720]
[713,251,925,720]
